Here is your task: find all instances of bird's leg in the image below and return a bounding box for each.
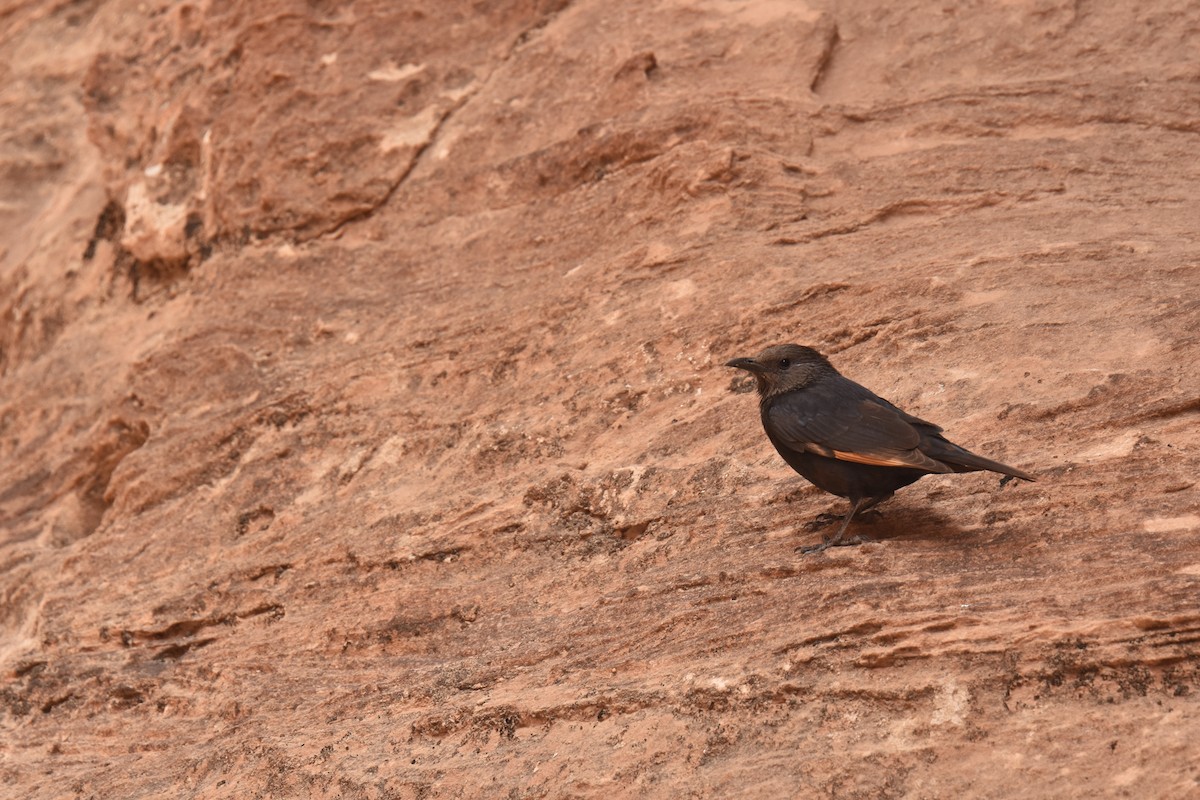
[855,492,893,515]
[803,512,842,532]
[801,496,870,554]
[826,497,868,547]
[804,493,892,533]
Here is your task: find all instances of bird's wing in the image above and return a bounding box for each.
[765,380,952,473]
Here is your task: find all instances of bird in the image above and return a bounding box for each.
[725,343,1035,552]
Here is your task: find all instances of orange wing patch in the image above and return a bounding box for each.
[840,450,921,470]
[802,442,952,473]
[802,446,949,473]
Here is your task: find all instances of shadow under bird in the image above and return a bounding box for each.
[726,343,1035,552]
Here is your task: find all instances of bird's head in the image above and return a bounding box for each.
[725,343,833,398]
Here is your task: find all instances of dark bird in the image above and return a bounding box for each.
[726,343,1035,552]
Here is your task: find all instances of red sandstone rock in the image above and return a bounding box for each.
[3,1,1200,797]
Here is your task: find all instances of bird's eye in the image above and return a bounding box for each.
[779,358,790,369]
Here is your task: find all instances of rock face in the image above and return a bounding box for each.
[3,0,1199,796]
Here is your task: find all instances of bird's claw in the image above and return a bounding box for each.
[797,534,870,555]
[803,512,842,532]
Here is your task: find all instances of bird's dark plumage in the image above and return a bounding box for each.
[726,343,1034,552]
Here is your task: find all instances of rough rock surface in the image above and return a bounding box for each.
[3,0,1200,797]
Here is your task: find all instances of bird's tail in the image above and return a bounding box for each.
[928,440,1036,481]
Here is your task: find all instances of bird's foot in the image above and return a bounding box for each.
[803,512,842,532]
[797,534,870,555]
[804,510,882,533]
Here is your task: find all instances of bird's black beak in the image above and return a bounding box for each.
[725,357,764,373]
